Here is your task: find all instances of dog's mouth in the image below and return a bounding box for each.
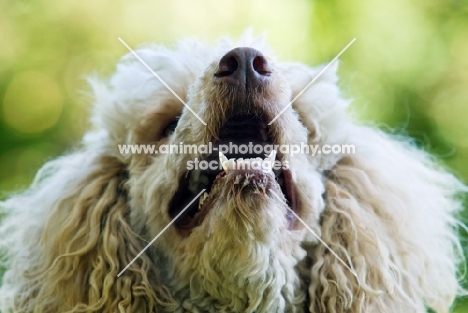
[168,114,298,232]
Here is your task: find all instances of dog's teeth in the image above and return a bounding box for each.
[251,158,263,169]
[220,154,276,173]
[222,158,236,173]
[198,192,209,209]
[265,150,276,163]
[262,160,273,172]
[260,150,275,173]
[234,158,244,170]
[219,152,228,172]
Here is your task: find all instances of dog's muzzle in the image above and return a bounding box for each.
[168,47,297,233]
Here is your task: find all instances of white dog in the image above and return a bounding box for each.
[0,34,465,313]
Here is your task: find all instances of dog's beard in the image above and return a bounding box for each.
[190,169,289,243]
[175,173,303,310]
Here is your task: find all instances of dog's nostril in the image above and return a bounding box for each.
[253,56,271,76]
[215,56,239,77]
[214,47,271,84]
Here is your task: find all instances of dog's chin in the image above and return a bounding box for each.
[195,169,293,239]
[172,168,295,240]
[169,169,304,309]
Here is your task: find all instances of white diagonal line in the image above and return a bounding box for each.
[269,189,357,277]
[117,189,206,277]
[118,37,207,126]
[268,38,356,125]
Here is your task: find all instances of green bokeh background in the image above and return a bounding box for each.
[0,0,467,311]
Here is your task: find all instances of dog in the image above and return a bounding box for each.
[0,33,465,313]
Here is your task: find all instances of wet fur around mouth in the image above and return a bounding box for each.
[0,32,465,313]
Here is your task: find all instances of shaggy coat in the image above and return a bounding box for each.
[0,34,465,313]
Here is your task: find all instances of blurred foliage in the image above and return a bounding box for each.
[0,0,467,311]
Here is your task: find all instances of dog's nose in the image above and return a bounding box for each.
[214,47,271,85]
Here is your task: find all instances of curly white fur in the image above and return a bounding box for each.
[0,32,465,313]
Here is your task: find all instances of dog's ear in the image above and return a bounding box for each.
[0,151,177,312]
[305,127,465,313]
